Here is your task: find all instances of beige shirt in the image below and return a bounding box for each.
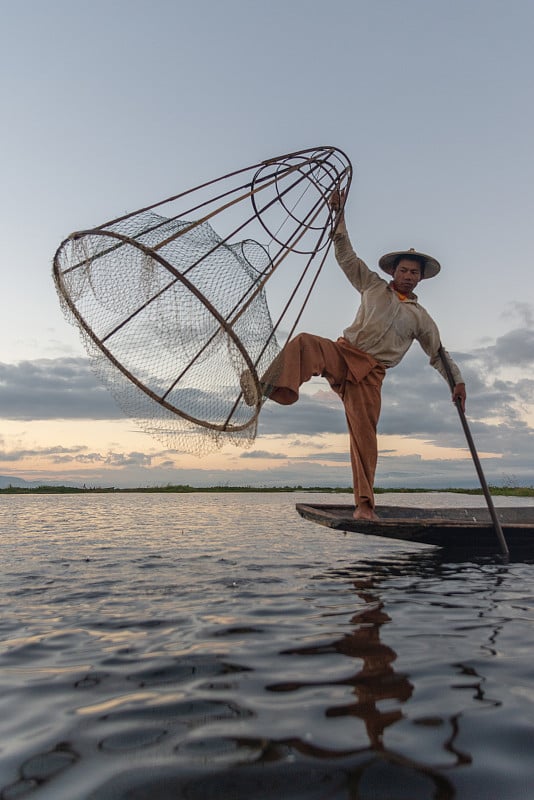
[334,224,464,386]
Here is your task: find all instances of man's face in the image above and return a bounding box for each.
[392,258,422,295]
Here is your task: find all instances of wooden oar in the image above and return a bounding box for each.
[438,345,509,558]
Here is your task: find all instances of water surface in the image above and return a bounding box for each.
[1,491,534,799]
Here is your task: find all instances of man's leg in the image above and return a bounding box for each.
[343,368,384,520]
[262,334,385,519]
[265,333,348,405]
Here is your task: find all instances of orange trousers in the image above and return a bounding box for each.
[266,333,386,509]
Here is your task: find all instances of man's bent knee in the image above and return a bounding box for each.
[268,386,298,405]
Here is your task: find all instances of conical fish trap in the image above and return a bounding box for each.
[53,146,352,454]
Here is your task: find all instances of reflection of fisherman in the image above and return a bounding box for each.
[281,577,413,751]
[326,582,413,750]
[274,570,465,793]
[242,190,466,521]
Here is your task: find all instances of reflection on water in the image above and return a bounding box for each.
[269,575,414,749]
[1,492,534,798]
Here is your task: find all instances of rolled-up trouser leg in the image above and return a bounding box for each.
[343,367,384,509]
[265,333,347,405]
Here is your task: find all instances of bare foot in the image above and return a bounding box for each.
[353,504,379,521]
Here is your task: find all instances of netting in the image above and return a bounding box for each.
[53,146,352,454]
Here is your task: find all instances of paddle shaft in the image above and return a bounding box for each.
[438,345,509,557]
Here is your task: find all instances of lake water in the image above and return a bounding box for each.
[1,491,534,799]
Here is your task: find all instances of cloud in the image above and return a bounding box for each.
[0,358,120,420]
[104,451,152,466]
[50,451,105,464]
[0,445,87,462]
[240,450,288,459]
[259,394,348,437]
[291,451,351,463]
[475,328,534,368]
[502,301,534,328]
[3,334,530,443]
[0,442,154,469]
[239,448,351,463]
[1,323,533,489]
[1,340,528,460]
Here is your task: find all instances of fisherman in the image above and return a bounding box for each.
[242,190,466,520]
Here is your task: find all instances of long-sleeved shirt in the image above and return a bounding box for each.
[333,223,464,386]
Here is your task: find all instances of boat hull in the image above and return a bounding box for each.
[295,504,534,553]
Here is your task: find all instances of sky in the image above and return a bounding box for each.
[1,0,533,489]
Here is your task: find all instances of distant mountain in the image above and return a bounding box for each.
[0,475,80,489]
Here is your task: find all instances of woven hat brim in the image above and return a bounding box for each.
[378,249,441,279]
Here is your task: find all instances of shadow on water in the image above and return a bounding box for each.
[2,547,529,800]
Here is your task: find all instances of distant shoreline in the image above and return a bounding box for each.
[1,485,533,497]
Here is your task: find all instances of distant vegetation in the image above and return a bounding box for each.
[1,484,533,497]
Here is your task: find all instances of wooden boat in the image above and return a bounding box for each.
[296,503,534,554]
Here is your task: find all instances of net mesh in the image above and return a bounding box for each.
[53,147,352,454]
